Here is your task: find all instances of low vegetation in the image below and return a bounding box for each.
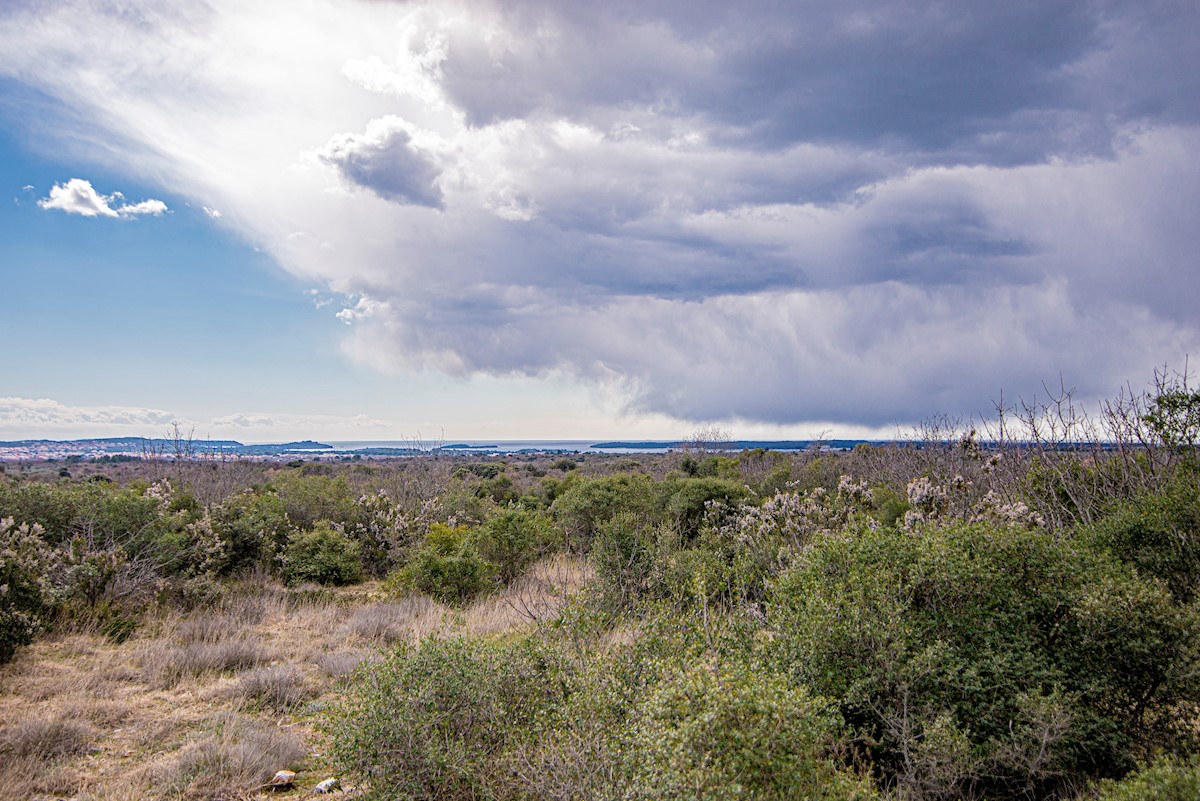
[1,369,1199,799]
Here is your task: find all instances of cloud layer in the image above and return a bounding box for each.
[2,0,1197,427]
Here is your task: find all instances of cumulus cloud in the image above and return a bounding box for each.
[317,116,445,207]
[2,0,1197,429]
[37,178,168,218]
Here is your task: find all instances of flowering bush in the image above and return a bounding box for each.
[0,517,55,663]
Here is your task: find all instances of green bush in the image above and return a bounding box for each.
[268,473,362,531]
[1096,754,1200,800]
[472,508,562,584]
[590,512,657,612]
[282,522,362,586]
[210,490,290,574]
[658,477,748,542]
[625,659,875,800]
[769,520,1200,798]
[1086,471,1200,603]
[395,523,492,604]
[329,636,568,801]
[552,473,658,552]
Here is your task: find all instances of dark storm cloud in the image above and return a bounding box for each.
[4,0,1197,430]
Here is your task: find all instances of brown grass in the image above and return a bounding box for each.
[149,713,308,800]
[0,715,96,759]
[229,665,313,713]
[338,595,447,644]
[141,638,271,689]
[0,560,592,800]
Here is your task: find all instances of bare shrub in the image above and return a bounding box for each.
[0,715,95,760]
[154,714,307,800]
[231,665,313,712]
[504,553,591,626]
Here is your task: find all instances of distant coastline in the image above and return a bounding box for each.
[0,437,885,461]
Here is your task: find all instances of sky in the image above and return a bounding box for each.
[0,0,1197,443]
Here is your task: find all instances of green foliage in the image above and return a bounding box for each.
[395,523,492,604]
[209,490,290,574]
[658,477,748,541]
[472,508,562,584]
[1095,754,1200,800]
[769,520,1200,798]
[1142,386,1200,451]
[590,512,657,612]
[267,473,361,531]
[329,636,568,801]
[1086,471,1200,603]
[0,479,164,548]
[282,521,362,586]
[625,659,874,801]
[679,454,740,479]
[552,473,658,551]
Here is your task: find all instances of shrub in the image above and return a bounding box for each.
[658,477,748,541]
[210,490,289,574]
[552,473,658,552]
[1096,754,1200,800]
[282,522,363,586]
[0,517,55,663]
[329,636,568,800]
[473,508,563,584]
[1086,470,1200,603]
[395,524,492,604]
[624,659,874,800]
[768,520,1200,798]
[590,512,657,612]
[233,665,312,712]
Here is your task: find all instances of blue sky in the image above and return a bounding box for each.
[1,1,1197,443]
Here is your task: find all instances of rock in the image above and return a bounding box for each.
[313,777,341,794]
[270,770,297,790]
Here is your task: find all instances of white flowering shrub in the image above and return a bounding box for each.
[347,492,438,577]
[0,517,56,663]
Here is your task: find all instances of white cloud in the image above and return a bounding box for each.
[37,178,168,218]
[0,397,401,442]
[2,1,1197,430]
[0,397,179,436]
[203,205,222,219]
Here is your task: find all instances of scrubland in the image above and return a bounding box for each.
[2,375,1200,799]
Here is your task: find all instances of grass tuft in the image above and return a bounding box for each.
[155,713,307,800]
[231,664,313,712]
[0,716,96,760]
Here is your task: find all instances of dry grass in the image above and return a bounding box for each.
[0,715,96,759]
[229,665,313,713]
[0,559,591,800]
[338,595,447,644]
[149,713,308,800]
[141,638,271,689]
[313,648,373,679]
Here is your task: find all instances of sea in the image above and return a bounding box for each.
[326,440,671,455]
